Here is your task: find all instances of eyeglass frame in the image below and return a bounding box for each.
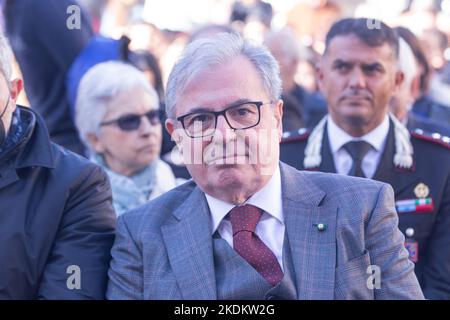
[99,109,163,131]
[175,100,273,138]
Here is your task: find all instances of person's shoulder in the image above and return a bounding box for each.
[301,170,386,193]
[282,163,386,197]
[410,128,450,153]
[298,170,392,218]
[280,128,310,145]
[50,142,101,177]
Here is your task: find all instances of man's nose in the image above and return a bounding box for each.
[213,114,236,142]
[348,68,366,89]
[215,114,233,133]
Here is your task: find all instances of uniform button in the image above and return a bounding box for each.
[405,228,415,238]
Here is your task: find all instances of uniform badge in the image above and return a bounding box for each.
[404,241,419,263]
[414,183,430,199]
[396,198,434,213]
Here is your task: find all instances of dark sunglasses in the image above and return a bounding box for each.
[100,109,163,131]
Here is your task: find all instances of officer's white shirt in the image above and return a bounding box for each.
[205,165,285,270]
[327,115,390,178]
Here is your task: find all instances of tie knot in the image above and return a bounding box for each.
[343,140,372,161]
[229,204,262,235]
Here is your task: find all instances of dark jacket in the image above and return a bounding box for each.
[0,106,116,299]
[3,0,93,155]
[280,119,450,299]
[412,95,450,129]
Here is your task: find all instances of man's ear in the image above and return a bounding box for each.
[9,78,23,102]
[393,70,405,94]
[274,99,283,141]
[165,118,183,145]
[316,61,326,93]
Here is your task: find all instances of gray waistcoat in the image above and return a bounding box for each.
[212,233,298,300]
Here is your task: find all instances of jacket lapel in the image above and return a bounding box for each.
[0,166,19,190]
[373,120,419,196]
[161,187,217,299]
[280,163,337,299]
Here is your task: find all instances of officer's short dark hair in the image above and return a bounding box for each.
[324,18,399,59]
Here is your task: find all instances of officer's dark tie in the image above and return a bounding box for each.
[229,204,283,286]
[343,141,372,178]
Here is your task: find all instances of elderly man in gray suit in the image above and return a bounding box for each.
[107,32,424,300]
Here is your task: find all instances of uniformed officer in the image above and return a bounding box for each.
[280,18,450,300]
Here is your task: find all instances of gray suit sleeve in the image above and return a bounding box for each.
[107,214,143,300]
[366,183,425,299]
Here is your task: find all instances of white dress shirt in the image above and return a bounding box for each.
[205,166,285,270]
[327,115,389,179]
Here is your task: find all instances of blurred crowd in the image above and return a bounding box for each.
[0,0,449,300]
[2,0,449,195]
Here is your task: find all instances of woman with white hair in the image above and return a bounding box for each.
[75,61,176,216]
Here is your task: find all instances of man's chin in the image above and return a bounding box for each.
[339,106,372,124]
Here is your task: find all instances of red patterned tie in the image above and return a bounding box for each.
[229,204,284,286]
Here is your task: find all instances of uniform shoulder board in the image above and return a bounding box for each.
[410,129,450,150]
[281,128,310,144]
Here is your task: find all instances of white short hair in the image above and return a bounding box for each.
[165,32,282,118]
[398,37,418,89]
[0,33,13,84]
[75,61,159,154]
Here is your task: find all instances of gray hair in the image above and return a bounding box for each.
[75,61,159,154]
[398,37,418,89]
[0,33,13,85]
[165,32,282,119]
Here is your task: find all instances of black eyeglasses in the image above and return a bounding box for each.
[176,101,272,138]
[100,109,162,131]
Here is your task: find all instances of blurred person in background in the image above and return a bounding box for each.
[129,49,188,177]
[396,26,450,127]
[421,28,448,71]
[78,0,108,33]
[129,50,165,102]
[75,61,176,216]
[3,0,93,155]
[295,46,322,93]
[390,37,450,136]
[264,28,327,129]
[421,28,450,116]
[230,0,273,44]
[286,0,342,54]
[99,0,145,37]
[189,24,236,43]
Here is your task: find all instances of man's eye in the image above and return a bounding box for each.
[363,66,380,74]
[336,64,350,71]
[236,108,251,116]
[189,114,212,124]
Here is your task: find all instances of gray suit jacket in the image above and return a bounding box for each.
[107,163,424,300]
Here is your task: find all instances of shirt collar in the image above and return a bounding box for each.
[327,114,390,153]
[205,165,284,235]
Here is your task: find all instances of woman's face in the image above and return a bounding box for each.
[93,85,162,176]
